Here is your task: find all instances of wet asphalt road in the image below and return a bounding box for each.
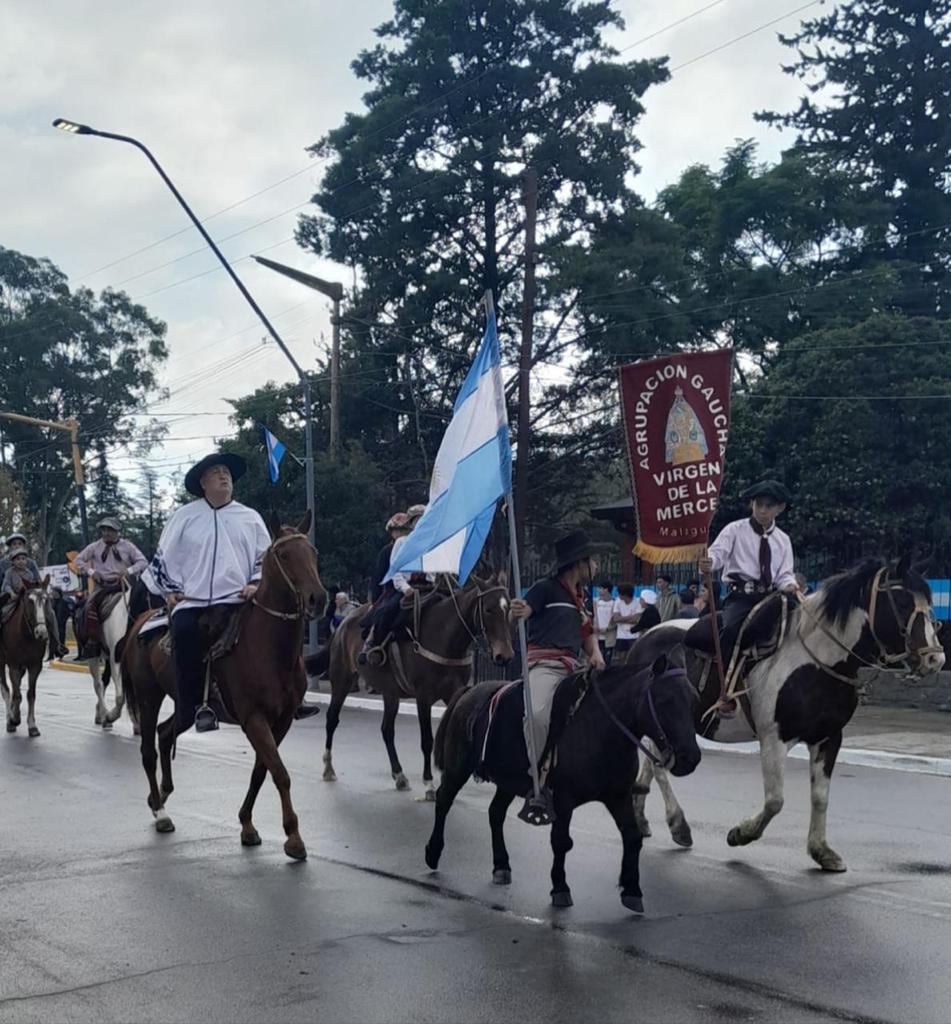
[0,671,949,1024]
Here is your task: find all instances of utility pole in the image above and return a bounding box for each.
[0,411,90,545]
[329,296,342,461]
[515,166,538,563]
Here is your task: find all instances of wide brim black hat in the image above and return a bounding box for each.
[184,453,247,497]
[740,479,792,505]
[554,529,599,571]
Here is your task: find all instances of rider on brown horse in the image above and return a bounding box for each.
[75,516,147,659]
[1,552,37,621]
[147,452,273,733]
[359,504,428,666]
[0,533,68,660]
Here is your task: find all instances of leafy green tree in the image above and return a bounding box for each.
[225,381,393,592]
[0,247,168,561]
[759,0,951,311]
[722,315,951,572]
[296,0,669,549]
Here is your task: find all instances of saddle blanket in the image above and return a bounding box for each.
[139,610,169,637]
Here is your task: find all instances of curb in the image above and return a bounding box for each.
[305,692,951,779]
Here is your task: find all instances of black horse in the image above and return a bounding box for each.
[424,655,701,914]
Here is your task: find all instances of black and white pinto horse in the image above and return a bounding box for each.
[629,556,944,872]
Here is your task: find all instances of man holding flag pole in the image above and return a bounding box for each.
[385,291,556,826]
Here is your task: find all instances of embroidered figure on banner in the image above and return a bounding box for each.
[664,386,709,465]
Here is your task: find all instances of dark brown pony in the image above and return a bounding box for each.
[123,512,327,859]
[1,577,51,738]
[317,573,514,798]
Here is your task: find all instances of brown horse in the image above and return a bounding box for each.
[1,577,50,738]
[317,573,514,798]
[122,512,327,859]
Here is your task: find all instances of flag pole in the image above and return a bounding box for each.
[484,289,545,813]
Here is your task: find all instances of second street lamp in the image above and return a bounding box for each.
[52,117,319,651]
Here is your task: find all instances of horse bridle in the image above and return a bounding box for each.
[866,568,943,674]
[798,567,942,681]
[251,532,317,622]
[588,666,685,768]
[406,579,509,668]
[22,587,48,639]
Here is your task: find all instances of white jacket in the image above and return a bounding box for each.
[149,499,271,614]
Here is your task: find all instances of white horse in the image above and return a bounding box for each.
[628,556,944,872]
[86,587,138,733]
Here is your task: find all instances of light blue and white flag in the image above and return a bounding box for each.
[386,308,511,585]
[262,427,287,484]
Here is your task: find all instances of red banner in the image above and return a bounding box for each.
[619,350,734,564]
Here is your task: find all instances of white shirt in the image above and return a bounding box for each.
[594,597,616,633]
[149,499,271,614]
[708,517,795,590]
[614,597,638,641]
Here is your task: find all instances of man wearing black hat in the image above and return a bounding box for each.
[510,529,604,817]
[698,480,799,700]
[148,453,271,732]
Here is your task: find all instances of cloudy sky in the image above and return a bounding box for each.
[1,0,808,494]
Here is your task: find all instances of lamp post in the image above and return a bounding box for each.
[52,118,318,650]
[250,256,344,462]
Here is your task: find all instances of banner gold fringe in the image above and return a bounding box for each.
[633,540,707,566]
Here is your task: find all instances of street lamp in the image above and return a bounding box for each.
[52,117,319,649]
[251,256,343,461]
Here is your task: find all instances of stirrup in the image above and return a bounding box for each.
[365,644,387,667]
[194,703,219,733]
[518,787,555,827]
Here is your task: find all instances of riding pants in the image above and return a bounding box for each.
[717,592,763,671]
[171,608,211,732]
[523,657,577,773]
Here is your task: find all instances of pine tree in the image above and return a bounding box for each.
[758,0,951,312]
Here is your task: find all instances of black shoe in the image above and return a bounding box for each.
[194,704,219,733]
[357,650,368,666]
[294,704,321,720]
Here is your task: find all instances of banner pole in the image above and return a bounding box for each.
[702,546,729,704]
[505,488,544,805]
[483,288,543,807]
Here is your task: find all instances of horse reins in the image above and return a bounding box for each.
[796,568,941,682]
[587,667,685,768]
[407,579,508,668]
[251,532,314,622]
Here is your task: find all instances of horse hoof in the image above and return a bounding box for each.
[424,843,441,870]
[636,819,652,839]
[727,826,750,847]
[241,829,262,847]
[621,893,645,914]
[394,773,410,792]
[492,869,512,886]
[28,726,40,738]
[811,847,847,873]
[670,819,693,848]
[6,722,16,733]
[154,816,175,834]
[322,767,337,782]
[551,891,573,908]
[284,837,307,861]
[94,712,103,725]
[101,720,113,731]
[133,725,141,737]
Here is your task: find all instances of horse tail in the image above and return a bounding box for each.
[304,644,330,678]
[434,686,467,772]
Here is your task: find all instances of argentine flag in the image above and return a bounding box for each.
[262,427,287,484]
[386,308,511,584]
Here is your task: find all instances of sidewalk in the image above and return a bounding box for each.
[846,704,949,759]
[303,681,950,764]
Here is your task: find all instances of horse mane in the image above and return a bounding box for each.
[817,559,885,629]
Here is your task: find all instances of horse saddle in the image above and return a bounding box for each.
[470,681,529,787]
[99,591,125,621]
[683,593,792,664]
[200,604,247,661]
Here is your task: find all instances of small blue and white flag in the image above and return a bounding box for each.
[386,307,511,585]
[262,427,287,484]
